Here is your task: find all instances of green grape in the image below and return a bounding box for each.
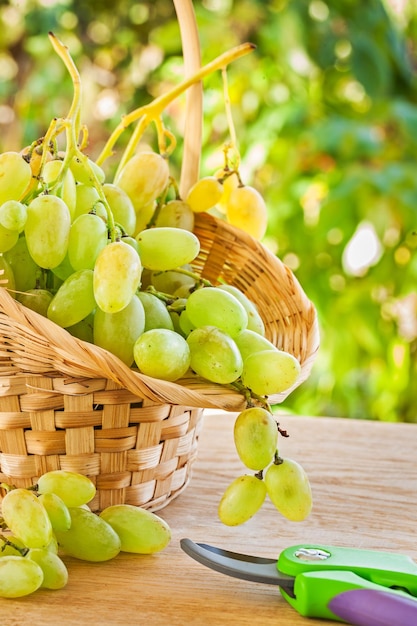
[226,185,268,241]
[50,252,74,281]
[0,535,26,557]
[216,170,239,215]
[234,407,278,471]
[133,201,155,235]
[73,183,101,219]
[241,349,301,396]
[185,287,248,337]
[133,328,191,381]
[137,291,174,331]
[42,159,76,218]
[94,240,142,313]
[103,183,136,236]
[218,475,266,526]
[264,459,312,522]
[38,492,71,533]
[1,488,53,548]
[67,312,94,343]
[169,310,183,336]
[25,194,71,269]
[136,227,200,271]
[37,470,96,507]
[47,269,95,328]
[17,288,54,317]
[120,235,139,255]
[0,223,19,252]
[150,264,195,295]
[0,556,44,598]
[94,294,145,366]
[155,199,194,231]
[55,507,121,562]
[186,326,243,384]
[0,254,16,294]
[0,151,32,204]
[0,200,27,232]
[4,236,39,292]
[186,176,224,213]
[27,548,68,590]
[218,284,265,335]
[234,329,277,361]
[179,309,196,336]
[99,504,171,554]
[70,155,105,186]
[68,213,108,271]
[45,535,59,555]
[115,151,169,210]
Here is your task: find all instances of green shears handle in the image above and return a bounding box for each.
[278,544,417,619]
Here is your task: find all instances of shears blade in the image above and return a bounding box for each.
[180,538,295,598]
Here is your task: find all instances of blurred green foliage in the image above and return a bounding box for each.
[0,0,416,421]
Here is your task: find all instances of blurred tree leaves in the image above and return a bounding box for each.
[0,0,416,421]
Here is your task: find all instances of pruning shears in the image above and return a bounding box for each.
[180,538,417,625]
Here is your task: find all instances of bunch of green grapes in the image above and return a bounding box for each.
[0,33,295,406]
[218,407,312,526]
[0,470,171,598]
[0,139,301,400]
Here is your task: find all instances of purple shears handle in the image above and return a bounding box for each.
[328,588,417,626]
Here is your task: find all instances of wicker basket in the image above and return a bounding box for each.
[0,212,319,511]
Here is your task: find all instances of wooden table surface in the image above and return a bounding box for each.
[2,411,416,625]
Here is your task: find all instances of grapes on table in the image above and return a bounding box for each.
[99,504,171,554]
[0,469,172,597]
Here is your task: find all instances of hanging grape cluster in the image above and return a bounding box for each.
[218,407,312,526]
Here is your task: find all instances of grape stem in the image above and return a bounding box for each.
[230,380,271,411]
[45,32,119,240]
[0,534,29,557]
[277,423,290,438]
[96,42,256,174]
[273,451,284,465]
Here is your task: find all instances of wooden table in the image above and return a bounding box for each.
[2,411,416,625]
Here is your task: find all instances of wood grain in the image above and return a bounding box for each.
[1,411,416,625]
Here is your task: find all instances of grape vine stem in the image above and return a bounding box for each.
[96,43,256,175]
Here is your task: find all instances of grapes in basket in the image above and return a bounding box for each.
[0,32,313,576]
[0,33,301,401]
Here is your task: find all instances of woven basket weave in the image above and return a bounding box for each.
[0,211,319,511]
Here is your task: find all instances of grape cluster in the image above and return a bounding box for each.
[218,407,313,526]
[0,470,171,598]
[0,142,300,395]
[0,34,299,401]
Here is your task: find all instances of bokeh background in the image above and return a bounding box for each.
[1,0,416,422]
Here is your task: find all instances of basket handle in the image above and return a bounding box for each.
[173,0,202,197]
